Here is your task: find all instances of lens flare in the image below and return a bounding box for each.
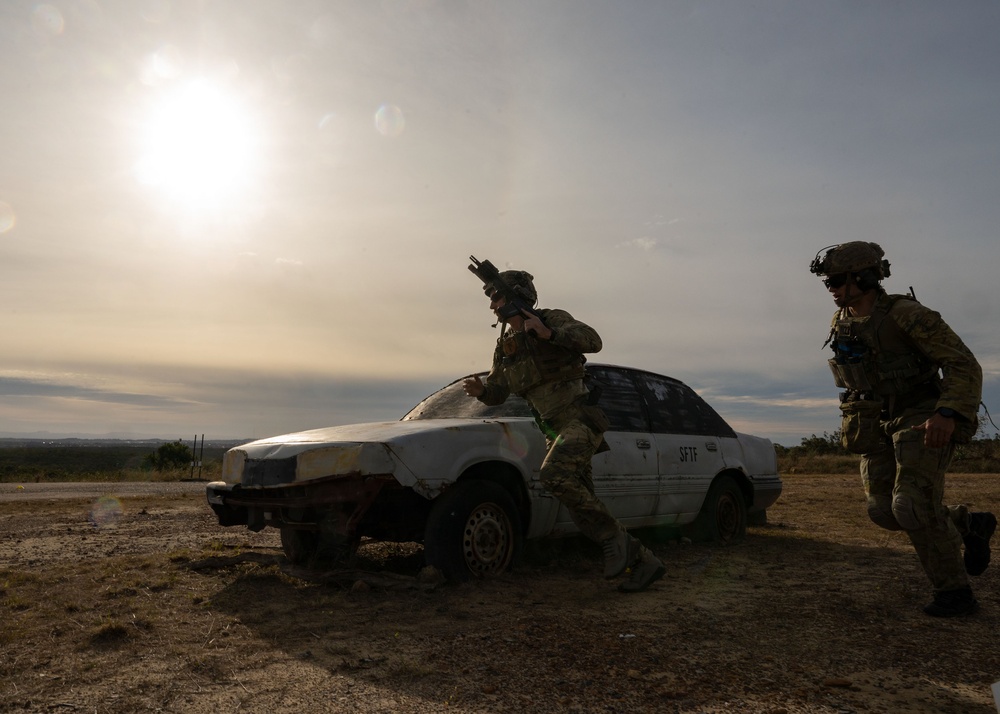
[0,201,15,234]
[89,496,123,528]
[32,4,64,36]
[499,430,531,460]
[139,44,184,86]
[374,104,405,137]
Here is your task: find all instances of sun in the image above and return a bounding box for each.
[134,79,259,210]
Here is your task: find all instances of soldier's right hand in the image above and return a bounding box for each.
[463,376,485,398]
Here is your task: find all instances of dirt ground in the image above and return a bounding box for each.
[1,472,999,714]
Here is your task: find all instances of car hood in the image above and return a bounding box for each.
[223,417,545,497]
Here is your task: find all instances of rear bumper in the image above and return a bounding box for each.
[749,476,782,513]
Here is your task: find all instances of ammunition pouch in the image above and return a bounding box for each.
[839,397,886,454]
[501,330,586,396]
[532,402,611,453]
[828,358,874,392]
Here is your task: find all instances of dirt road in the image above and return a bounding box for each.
[0,480,206,502]
[1,473,998,713]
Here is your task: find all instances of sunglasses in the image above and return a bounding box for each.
[823,274,851,289]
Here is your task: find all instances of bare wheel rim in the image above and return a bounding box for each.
[462,501,515,576]
[716,491,742,543]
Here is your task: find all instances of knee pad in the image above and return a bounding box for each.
[891,493,925,530]
[867,497,902,531]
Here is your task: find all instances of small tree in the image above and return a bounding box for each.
[143,441,192,470]
[798,430,848,455]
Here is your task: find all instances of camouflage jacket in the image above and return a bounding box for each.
[477,308,602,420]
[828,292,982,422]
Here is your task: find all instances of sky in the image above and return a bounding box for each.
[1,0,998,446]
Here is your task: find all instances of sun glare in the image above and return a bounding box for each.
[135,79,259,209]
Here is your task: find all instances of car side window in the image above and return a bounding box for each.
[635,373,736,438]
[587,367,649,432]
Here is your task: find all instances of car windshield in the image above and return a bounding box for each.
[402,376,532,420]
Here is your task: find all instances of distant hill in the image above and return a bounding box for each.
[0,437,250,449]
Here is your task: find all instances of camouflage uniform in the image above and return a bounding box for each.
[477,308,622,543]
[830,292,982,593]
[472,269,665,592]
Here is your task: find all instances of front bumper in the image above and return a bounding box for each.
[205,474,395,533]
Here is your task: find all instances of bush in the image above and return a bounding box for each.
[777,433,1000,474]
[143,441,193,470]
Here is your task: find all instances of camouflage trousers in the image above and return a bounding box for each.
[861,407,971,592]
[538,407,621,544]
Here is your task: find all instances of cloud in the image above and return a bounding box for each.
[708,394,836,411]
[617,237,659,251]
[0,373,194,409]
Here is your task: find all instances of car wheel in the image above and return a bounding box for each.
[693,475,747,544]
[280,527,319,564]
[424,480,523,581]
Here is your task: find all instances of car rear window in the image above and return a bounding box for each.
[585,367,649,432]
[633,372,736,438]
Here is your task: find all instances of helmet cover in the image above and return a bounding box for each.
[487,269,537,304]
[810,242,890,278]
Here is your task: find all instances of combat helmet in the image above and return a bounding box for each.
[490,269,538,305]
[810,242,891,280]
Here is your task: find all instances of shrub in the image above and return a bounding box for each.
[143,441,193,470]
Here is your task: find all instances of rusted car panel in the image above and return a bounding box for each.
[215,419,545,497]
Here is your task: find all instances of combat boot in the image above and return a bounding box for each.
[617,548,666,593]
[923,587,978,618]
[601,529,639,579]
[963,511,996,576]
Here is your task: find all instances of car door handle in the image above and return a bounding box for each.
[635,439,651,449]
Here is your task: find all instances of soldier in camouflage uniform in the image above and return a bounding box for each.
[811,241,996,617]
[463,269,666,593]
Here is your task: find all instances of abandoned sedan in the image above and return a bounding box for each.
[206,364,781,579]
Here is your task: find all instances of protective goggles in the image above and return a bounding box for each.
[822,273,851,289]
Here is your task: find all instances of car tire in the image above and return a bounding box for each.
[424,480,523,581]
[280,527,319,564]
[691,475,747,545]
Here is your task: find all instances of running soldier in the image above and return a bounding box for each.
[463,267,666,593]
[811,241,996,616]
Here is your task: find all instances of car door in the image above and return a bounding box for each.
[632,371,737,522]
[548,365,659,533]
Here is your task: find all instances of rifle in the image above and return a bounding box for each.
[467,255,541,322]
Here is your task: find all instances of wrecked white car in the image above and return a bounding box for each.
[206,364,781,579]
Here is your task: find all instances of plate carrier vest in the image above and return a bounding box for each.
[828,294,940,407]
[499,329,586,396]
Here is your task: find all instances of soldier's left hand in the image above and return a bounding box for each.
[911,413,955,449]
[521,311,553,340]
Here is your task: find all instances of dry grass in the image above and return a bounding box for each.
[1,473,999,713]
